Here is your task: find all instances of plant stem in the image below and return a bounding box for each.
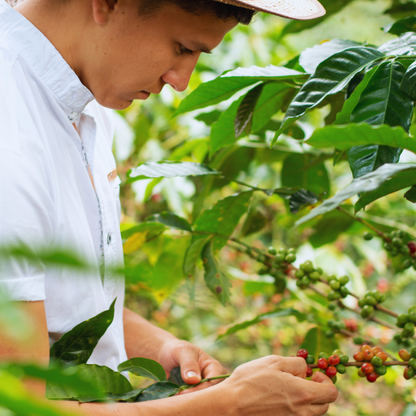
[181,374,231,391]
[375,305,399,318]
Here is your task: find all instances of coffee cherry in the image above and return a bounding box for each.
[404,367,415,380]
[372,347,382,355]
[331,375,337,384]
[297,349,309,359]
[328,355,340,366]
[336,364,346,374]
[365,296,377,306]
[338,275,350,286]
[317,358,329,369]
[399,349,411,361]
[325,366,337,378]
[363,232,373,241]
[285,254,296,263]
[268,247,277,255]
[328,304,337,311]
[306,367,313,378]
[358,299,367,308]
[403,259,413,269]
[354,352,365,362]
[357,369,366,378]
[371,356,383,367]
[397,314,409,328]
[384,242,393,252]
[375,365,387,376]
[411,346,416,359]
[325,330,335,338]
[300,276,311,287]
[327,275,337,282]
[392,237,403,247]
[306,355,315,365]
[409,313,416,323]
[340,286,349,298]
[361,305,374,318]
[361,345,372,353]
[300,261,314,273]
[376,351,388,363]
[275,253,285,263]
[408,241,416,255]
[340,355,349,365]
[409,358,416,370]
[361,363,374,374]
[363,350,374,361]
[309,271,321,281]
[329,280,341,291]
[353,337,364,345]
[366,372,378,383]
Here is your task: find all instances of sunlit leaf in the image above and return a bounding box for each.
[118,358,167,382]
[123,231,149,255]
[300,327,339,359]
[378,32,416,55]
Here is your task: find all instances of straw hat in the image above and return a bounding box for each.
[213,0,326,20]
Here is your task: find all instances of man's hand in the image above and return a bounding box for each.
[158,339,227,390]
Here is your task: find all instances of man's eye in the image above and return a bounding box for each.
[179,45,194,56]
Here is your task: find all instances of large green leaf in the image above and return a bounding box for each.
[146,212,193,232]
[194,192,252,253]
[378,32,416,55]
[307,123,416,154]
[118,358,167,382]
[347,61,413,177]
[175,66,305,115]
[272,47,385,145]
[49,300,116,365]
[299,39,362,75]
[300,327,339,359]
[355,168,416,212]
[384,16,416,35]
[281,154,330,197]
[217,308,306,340]
[201,241,232,305]
[136,382,180,402]
[46,364,133,401]
[167,367,185,386]
[401,60,416,100]
[127,162,219,183]
[234,84,264,138]
[183,236,212,278]
[295,163,416,227]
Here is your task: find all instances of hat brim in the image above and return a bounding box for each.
[212,0,326,21]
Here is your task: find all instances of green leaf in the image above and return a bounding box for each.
[49,300,116,365]
[46,364,133,401]
[146,212,192,232]
[289,190,319,214]
[378,32,416,56]
[281,154,330,197]
[127,162,219,183]
[384,16,416,35]
[175,66,305,115]
[118,358,167,382]
[401,60,416,100]
[405,185,416,202]
[241,208,268,237]
[144,178,163,201]
[399,403,416,416]
[295,163,416,227]
[307,123,416,153]
[201,241,232,305]
[272,47,385,145]
[194,192,253,253]
[300,327,339,359]
[299,39,362,75]
[235,84,264,138]
[168,367,185,386]
[106,389,145,402]
[309,210,355,247]
[195,110,222,126]
[217,308,306,340]
[121,222,166,240]
[136,381,180,402]
[355,168,416,211]
[183,236,212,278]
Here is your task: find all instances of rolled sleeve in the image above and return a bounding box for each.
[0,275,45,301]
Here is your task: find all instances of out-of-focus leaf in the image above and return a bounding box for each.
[299,39,362,75]
[118,358,167,382]
[385,0,416,18]
[194,192,253,253]
[175,66,305,115]
[405,185,416,202]
[355,168,416,211]
[399,403,416,416]
[378,32,416,55]
[195,110,222,126]
[183,236,212,278]
[121,222,166,240]
[241,208,268,237]
[282,154,330,197]
[295,163,416,227]
[168,367,185,386]
[273,47,384,144]
[47,364,133,401]
[202,241,232,305]
[300,327,339,359]
[235,84,264,138]
[144,178,163,202]
[127,162,219,183]
[217,308,306,340]
[384,16,416,35]
[401,60,416,100]
[123,231,149,255]
[309,209,354,247]
[136,382,180,402]
[147,212,192,232]
[289,190,319,214]
[307,124,416,154]
[50,300,116,366]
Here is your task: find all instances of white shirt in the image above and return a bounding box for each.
[0,1,128,371]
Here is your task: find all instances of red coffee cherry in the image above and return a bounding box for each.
[297,349,309,359]
[353,352,365,362]
[317,358,329,369]
[372,347,382,355]
[363,350,374,361]
[325,366,337,378]
[361,363,375,374]
[361,345,372,353]
[408,241,416,255]
[366,372,378,383]
[376,351,388,363]
[306,367,313,378]
[328,355,340,366]
[399,349,412,361]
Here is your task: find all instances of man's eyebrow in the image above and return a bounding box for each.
[190,41,213,54]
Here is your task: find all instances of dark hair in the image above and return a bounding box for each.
[139,0,255,25]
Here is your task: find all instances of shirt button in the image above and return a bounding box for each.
[107,234,112,245]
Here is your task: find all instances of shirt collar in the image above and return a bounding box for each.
[0,2,94,122]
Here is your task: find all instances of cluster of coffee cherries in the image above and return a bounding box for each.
[267,247,297,265]
[297,348,349,384]
[294,260,324,289]
[353,345,388,383]
[325,319,347,338]
[395,306,416,344]
[399,347,416,379]
[326,274,350,301]
[357,290,387,319]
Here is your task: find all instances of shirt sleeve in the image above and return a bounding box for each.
[0,148,55,301]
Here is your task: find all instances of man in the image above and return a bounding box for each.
[0,0,337,415]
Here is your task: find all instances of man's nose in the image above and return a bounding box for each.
[162,55,200,93]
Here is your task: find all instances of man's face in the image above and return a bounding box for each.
[83,1,238,110]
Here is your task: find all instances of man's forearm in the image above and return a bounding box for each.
[123,307,177,360]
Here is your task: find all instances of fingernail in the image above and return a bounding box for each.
[186,371,199,379]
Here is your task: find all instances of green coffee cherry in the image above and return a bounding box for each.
[361,305,374,318]
[409,306,416,314]
[400,246,410,255]
[309,271,321,281]
[329,280,341,291]
[327,275,337,282]
[358,299,367,308]
[365,296,377,306]
[340,355,349,365]
[318,352,329,359]
[285,254,296,263]
[316,267,323,275]
[287,248,296,254]
[393,237,403,247]
[306,355,315,365]
[275,253,285,263]
[340,286,349,298]
[300,261,314,273]
[409,358,416,370]
[378,294,386,303]
[353,337,364,345]
[268,247,277,255]
[371,356,383,367]
[300,276,311,286]
[336,364,346,374]
[383,242,393,251]
[338,275,350,286]
[411,346,416,358]
[363,232,373,241]
[409,313,416,323]
[295,269,305,279]
[397,314,409,328]
[375,365,387,376]
[328,304,337,311]
[325,330,335,338]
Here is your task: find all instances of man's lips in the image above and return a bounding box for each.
[137,91,151,100]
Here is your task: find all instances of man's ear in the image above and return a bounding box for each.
[91,0,118,25]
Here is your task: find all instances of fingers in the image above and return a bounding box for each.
[170,343,202,385]
[311,404,330,416]
[271,356,308,378]
[298,377,338,405]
